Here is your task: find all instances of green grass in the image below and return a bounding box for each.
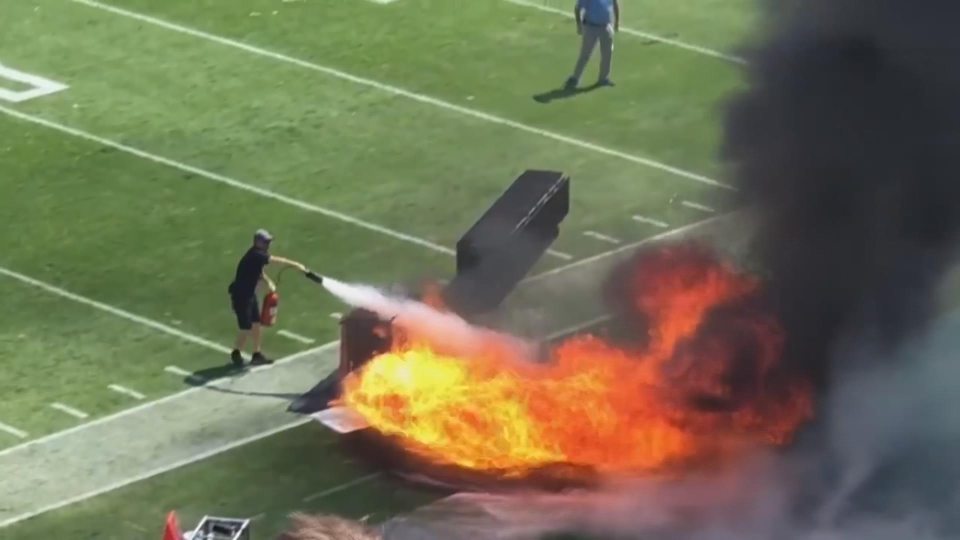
[0,0,752,537]
[1,425,444,540]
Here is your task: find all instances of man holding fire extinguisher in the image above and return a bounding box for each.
[228,229,308,367]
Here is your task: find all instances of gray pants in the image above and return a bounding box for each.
[572,23,614,81]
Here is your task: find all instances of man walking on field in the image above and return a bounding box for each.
[566,0,620,89]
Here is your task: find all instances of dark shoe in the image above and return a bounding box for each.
[230,349,244,368]
[250,352,274,366]
[564,76,578,90]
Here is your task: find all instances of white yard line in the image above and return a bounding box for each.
[681,200,715,213]
[0,341,338,460]
[50,403,89,420]
[330,312,343,320]
[303,473,381,502]
[582,230,621,244]
[70,0,727,190]
[277,329,316,344]
[108,384,146,400]
[0,265,230,354]
[0,418,312,528]
[546,248,574,261]
[632,215,670,228]
[0,422,27,440]
[0,105,455,257]
[503,0,745,65]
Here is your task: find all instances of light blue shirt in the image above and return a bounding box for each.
[576,0,614,25]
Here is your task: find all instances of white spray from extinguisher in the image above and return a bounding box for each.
[320,277,535,360]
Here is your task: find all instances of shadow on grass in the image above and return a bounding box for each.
[533,82,603,103]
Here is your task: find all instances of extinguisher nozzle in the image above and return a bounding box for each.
[305,270,324,285]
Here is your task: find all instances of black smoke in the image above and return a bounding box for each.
[722,0,960,391]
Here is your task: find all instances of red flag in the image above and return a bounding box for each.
[162,511,182,540]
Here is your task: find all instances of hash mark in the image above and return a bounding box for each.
[108,384,146,400]
[277,329,315,344]
[546,249,574,261]
[0,420,27,439]
[632,215,669,228]
[582,231,621,244]
[681,200,715,213]
[50,403,89,419]
[164,365,207,384]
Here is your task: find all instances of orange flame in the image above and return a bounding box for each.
[340,244,813,476]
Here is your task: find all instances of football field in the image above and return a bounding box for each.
[0,0,753,537]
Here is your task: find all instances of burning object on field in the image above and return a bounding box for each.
[335,244,813,482]
[293,226,814,489]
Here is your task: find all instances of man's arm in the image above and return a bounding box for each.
[613,0,620,31]
[260,272,276,292]
[268,255,307,272]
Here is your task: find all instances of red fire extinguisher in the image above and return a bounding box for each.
[260,290,279,327]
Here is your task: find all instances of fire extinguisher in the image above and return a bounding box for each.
[260,289,279,327]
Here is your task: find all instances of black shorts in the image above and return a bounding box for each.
[231,295,260,330]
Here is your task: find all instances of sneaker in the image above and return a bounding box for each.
[564,76,578,90]
[250,352,274,366]
[598,78,615,87]
[230,349,244,368]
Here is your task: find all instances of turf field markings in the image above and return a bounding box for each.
[50,403,89,420]
[330,312,343,320]
[164,365,208,384]
[632,215,670,228]
[108,384,146,400]
[546,248,574,261]
[0,265,230,354]
[0,106,455,258]
[0,63,69,103]
[277,329,315,344]
[681,200,715,213]
[0,417,313,529]
[70,0,727,190]
[0,421,27,439]
[503,0,745,65]
[528,213,730,284]
[0,342,337,460]
[583,231,621,245]
[302,473,381,502]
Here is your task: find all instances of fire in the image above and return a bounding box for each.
[340,244,814,476]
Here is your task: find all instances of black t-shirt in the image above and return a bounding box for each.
[229,247,270,299]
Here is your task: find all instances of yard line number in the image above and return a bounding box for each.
[0,63,68,103]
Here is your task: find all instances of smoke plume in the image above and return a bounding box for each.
[723,0,960,388]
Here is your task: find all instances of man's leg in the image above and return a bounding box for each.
[233,330,249,352]
[248,299,274,365]
[568,26,600,87]
[598,25,614,84]
[251,323,263,355]
[230,296,251,367]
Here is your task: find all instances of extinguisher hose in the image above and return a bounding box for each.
[275,266,293,288]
